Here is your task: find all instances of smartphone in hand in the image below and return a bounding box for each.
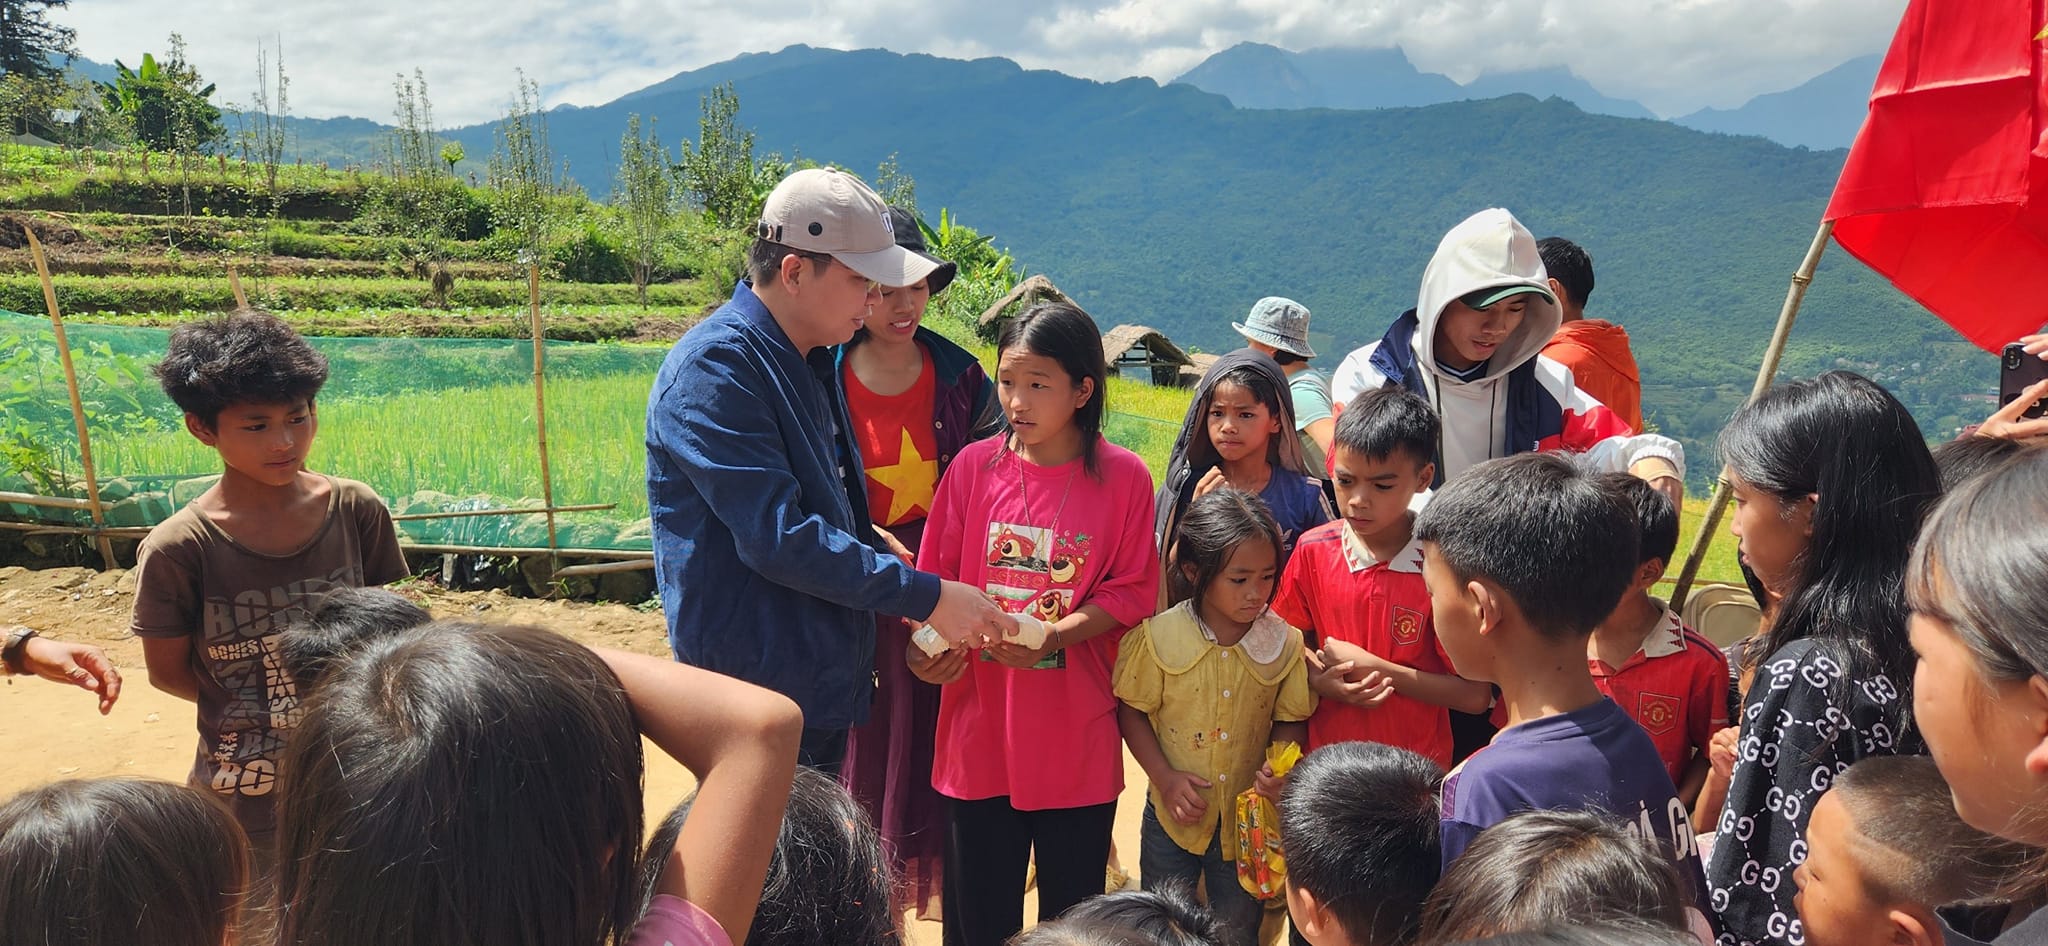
[2001,343,2048,419]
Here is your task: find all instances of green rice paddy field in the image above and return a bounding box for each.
[2,312,1744,581]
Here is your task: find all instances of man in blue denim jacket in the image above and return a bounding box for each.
[647,169,1014,771]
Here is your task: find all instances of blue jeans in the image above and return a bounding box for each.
[1139,804,1263,946]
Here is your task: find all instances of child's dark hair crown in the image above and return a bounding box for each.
[1597,472,1677,568]
[996,300,1108,476]
[1414,453,1637,639]
[1169,487,1283,606]
[153,308,329,426]
[1417,809,1690,944]
[1281,741,1443,946]
[1334,386,1438,467]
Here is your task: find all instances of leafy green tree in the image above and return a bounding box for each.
[97,37,224,152]
[363,69,469,287]
[0,0,76,82]
[440,141,464,174]
[675,82,759,231]
[488,71,562,267]
[614,113,676,305]
[874,152,916,213]
[239,38,288,195]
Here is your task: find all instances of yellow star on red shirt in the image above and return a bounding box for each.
[867,428,938,524]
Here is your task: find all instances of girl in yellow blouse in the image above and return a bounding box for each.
[1114,487,1316,946]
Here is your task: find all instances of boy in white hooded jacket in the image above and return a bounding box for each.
[1331,208,1684,505]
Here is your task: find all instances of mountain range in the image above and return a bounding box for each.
[1170,43,1879,150]
[274,45,1983,477]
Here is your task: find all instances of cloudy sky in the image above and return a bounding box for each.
[59,0,1907,127]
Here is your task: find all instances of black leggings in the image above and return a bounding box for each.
[941,795,1117,946]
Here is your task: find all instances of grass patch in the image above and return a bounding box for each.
[0,273,715,317]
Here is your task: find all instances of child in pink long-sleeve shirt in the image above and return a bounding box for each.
[907,301,1160,946]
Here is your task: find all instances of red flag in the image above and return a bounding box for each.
[1824,0,2048,352]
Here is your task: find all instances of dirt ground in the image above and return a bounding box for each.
[0,564,1168,941]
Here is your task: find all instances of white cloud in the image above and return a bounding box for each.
[57,0,1904,126]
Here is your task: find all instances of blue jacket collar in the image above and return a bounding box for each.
[731,280,805,356]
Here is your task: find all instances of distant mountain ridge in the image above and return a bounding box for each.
[275,44,1987,470]
[1172,42,1654,119]
[1173,42,1876,148]
[1675,55,1880,150]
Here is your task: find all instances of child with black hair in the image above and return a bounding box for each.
[0,778,249,946]
[1008,885,1227,946]
[1415,809,1692,944]
[273,620,802,946]
[277,586,432,691]
[1536,237,1643,435]
[910,301,1161,946]
[132,309,407,849]
[1156,350,1331,564]
[1794,756,2036,946]
[1273,388,1489,768]
[1906,446,2048,946]
[1707,371,1939,946]
[1931,434,2032,492]
[1583,473,1727,808]
[1115,488,1316,946]
[1279,741,1443,946]
[640,767,900,946]
[1411,454,1706,904]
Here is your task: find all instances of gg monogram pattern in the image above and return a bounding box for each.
[1706,638,1911,946]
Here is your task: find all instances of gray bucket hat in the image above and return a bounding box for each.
[1232,296,1316,358]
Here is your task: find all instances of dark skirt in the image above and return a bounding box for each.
[843,518,948,920]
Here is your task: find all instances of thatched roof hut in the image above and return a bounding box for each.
[1180,352,1220,386]
[977,274,1092,338]
[1102,324,1195,387]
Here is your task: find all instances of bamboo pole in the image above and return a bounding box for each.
[0,521,153,537]
[528,262,560,563]
[227,264,249,309]
[0,490,99,511]
[549,558,655,578]
[390,502,615,522]
[1671,219,1836,610]
[24,226,116,569]
[398,542,650,559]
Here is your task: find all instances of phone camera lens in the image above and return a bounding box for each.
[2008,351,2024,369]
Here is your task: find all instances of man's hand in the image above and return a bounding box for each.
[22,636,122,714]
[1157,769,1213,826]
[1629,457,1685,512]
[906,633,969,685]
[1981,375,2048,442]
[926,580,1016,648]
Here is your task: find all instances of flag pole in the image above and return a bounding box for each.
[1671,219,1836,610]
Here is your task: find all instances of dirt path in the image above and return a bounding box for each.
[0,565,1166,940]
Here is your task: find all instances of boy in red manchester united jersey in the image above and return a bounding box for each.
[1273,388,1489,768]
[1584,472,1728,808]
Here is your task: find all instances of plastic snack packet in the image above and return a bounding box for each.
[1235,740,1304,900]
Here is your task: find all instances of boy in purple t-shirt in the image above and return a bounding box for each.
[1413,454,1708,906]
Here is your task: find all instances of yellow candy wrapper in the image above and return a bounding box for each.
[1234,740,1303,900]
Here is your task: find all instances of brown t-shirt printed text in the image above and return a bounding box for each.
[130,476,408,838]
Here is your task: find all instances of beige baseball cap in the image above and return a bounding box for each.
[756,168,940,288]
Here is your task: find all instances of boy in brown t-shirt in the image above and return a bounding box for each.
[132,311,407,845]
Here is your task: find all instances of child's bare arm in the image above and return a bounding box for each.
[597,647,802,945]
[1319,638,1490,713]
[140,636,202,703]
[1254,721,1309,798]
[1676,752,1712,811]
[1118,701,1210,825]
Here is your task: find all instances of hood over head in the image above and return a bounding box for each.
[1414,208,1561,383]
[1154,348,1312,543]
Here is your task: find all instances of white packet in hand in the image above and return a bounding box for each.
[1006,613,1051,649]
[912,624,950,657]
